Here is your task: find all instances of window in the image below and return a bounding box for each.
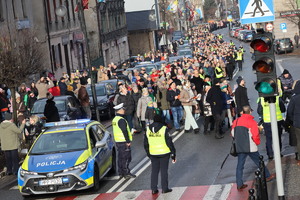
[21,0,27,18]
[92,125,104,141]
[0,0,3,21]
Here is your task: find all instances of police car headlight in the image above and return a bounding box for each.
[63,161,87,172]
[20,168,38,177]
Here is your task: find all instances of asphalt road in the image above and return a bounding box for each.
[1,27,300,200]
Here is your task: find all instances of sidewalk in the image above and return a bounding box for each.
[267,154,300,200]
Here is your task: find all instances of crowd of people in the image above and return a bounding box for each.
[1,22,300,193]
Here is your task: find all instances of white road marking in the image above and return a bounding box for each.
[156,186,187,200]
[9,186,18,190]
[277,60,284,74]
[103,176,122,181]
[75,194,100,200]
[114,190,143,200]
[108,129,185,193]
[203,184,232,200]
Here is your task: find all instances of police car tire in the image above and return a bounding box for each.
[22,195,33,200]
[110,150,117,173]
[93,166,100,191]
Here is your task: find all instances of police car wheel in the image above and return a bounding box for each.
[111,150,117,173]
[22,195,33,200]
[93,166,100,191]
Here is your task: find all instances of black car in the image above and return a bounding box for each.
[86,83,115,119]
[101,79,131,93]
[274,38,294,54]
[30,95,84,121]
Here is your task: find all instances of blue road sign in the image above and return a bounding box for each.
[280,23,287,30]
[239,0,275,24]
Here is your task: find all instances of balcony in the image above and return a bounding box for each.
[101,27,127,43]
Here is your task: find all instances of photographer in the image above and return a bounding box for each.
[35,76,54,99]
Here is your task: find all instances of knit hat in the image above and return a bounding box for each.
[236,76,243,85]
[4,112,12,120]
[283,69,289,75]
[147,101,153,107]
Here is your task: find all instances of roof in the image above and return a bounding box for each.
[126,10,157,31]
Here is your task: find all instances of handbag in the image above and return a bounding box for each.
[230,139,238,157]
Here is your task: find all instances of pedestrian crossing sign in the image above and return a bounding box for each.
[239,0,275,24]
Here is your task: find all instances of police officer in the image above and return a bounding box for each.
[257,96,285,160]
[144,114,176,195]
[112,103,136,179]
[235,49,243,71]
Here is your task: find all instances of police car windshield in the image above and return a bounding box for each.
[30,130,87,155]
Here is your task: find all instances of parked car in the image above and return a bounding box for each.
[101,79,131,93]
[243,31,255,42]
[234,28,244,38]
[238,30,249,41]
[178,45,192,51]
[18,119,116,197]
[30,95,84,121]
[230,27,240,37]
[168,55,184,63]
[274,38,294,54]
[134,63,158,74]
[154,60,167,70]
[86,83,116,119]
[177,49,193,58]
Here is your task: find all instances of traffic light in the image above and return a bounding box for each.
[250,31,278,97]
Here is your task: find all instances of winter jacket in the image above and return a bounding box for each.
[78,86,90,107]
[44,99,60,122]
[287,81,300,128]
[144,122,176,157]
[231,114,259,153]
[137,96,152,121]
[234,85,249,114]
[132,92,141,111]
[145,107,156,121]
[167,89,182,107]
[279,74,294,92]
[35,80,54,99]
[58,81,68,95]
[117,93,135,115]
[0,121,25,151]
[190,76,204,94]
[0,94,9,112]
[206,85,223,115]
[156,87,170,110]
[179,88,195,106]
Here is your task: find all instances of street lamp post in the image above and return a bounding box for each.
[162,0,168,53]
[56,0,100,122]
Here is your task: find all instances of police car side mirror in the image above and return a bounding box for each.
[21,149,28,155]
[95,141,106,148]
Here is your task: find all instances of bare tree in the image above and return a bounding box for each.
[0,30,45,123]
[283,0,300,33]
[203,0,217,21]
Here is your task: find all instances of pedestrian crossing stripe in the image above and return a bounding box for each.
[239,0,275,24]
[12,181,254,200]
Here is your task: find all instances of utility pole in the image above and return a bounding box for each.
[162,0,168,52]
[77,0,100,122]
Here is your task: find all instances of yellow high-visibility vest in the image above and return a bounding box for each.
[236,52,243,61]
[112,116,132,142]
[260,96,283,123]
[215,67,223,78]
[146,126,171,155]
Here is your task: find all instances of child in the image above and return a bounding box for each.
[145,101,156,126]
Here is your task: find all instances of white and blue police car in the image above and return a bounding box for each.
[18,119,116,196]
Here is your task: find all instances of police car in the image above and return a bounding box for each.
[18,119,116,196]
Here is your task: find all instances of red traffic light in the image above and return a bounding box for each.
[253,57,274,73]
[250,36,272,52]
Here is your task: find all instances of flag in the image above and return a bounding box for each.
[75,0,89,12]
[196,7,203,19]
[167,0,178,13]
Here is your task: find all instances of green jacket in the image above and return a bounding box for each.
[0,121,25,151]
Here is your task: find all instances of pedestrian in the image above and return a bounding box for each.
[206,79,224,139]
[30,82,39,97]
[43,93,60,122]
[231,105,275,190]
[0,113,25,175]
[78,84,91,119]
[0,88,10,122]
[112,103,136,180]
[294,33,299,48]
[287,80,300,164]
[24,115,42,148]
[58,77,68,95]
[137,88,152,132]
[179,80,200,133]
[145,101,156,126]
[202,85,215,135]
[144,114,176,195]
[35,76,54,99]
[235,49,243,71]
[278,69,294,101]
[131,85,142,133]
[156,81,171,127]
[27,91,37,112]
[234,76,249,116]
[167,82,183,131]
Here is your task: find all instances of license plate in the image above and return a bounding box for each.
[39,178,62,186]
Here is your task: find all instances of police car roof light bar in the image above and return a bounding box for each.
[44,119,91,127]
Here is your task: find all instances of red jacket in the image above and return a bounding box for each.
[231,114,260,145]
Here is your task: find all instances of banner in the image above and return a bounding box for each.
[167,0,178,13]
